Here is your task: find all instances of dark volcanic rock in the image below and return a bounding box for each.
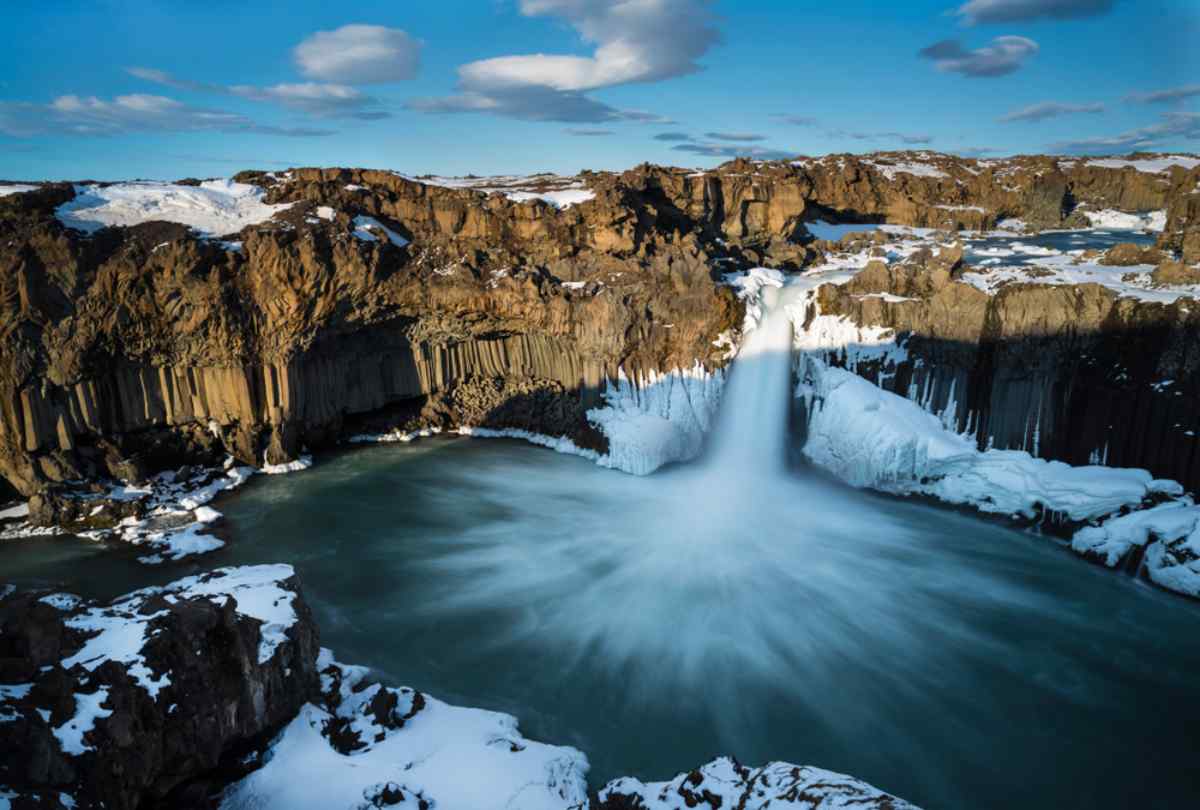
[0,566,319,809]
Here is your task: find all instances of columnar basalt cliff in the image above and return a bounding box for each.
[0,151,1197,511]
[806,244,1200,489]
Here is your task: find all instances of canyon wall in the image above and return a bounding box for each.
[0,151,1197,504]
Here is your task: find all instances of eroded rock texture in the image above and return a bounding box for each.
[1,151,1197,506]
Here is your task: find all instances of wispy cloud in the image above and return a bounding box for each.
[229,83,389,120]
[565,127,614,136]
[653,132,694,141]
[410,0,716,123]
[770,116,932,145]
[918,36,1039,77]
[771,114,819,127]
[999,100,1105,122]
[294,25,421,84]
[0,94,333,138]
[672,142,795,160]
[843,130,933,144]
[129,67,389,120]
[1124,84,1200,105]
[704,132,766,142]
[954,0,1113,25]
[1050,111,1200,153]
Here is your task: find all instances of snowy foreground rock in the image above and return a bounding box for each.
[598,757,917,810]
[0,567,922,810]
[0,565,319,809]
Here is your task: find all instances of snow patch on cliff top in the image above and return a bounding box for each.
[56,179,293,236]
[0,184,37,197]
[1086,156,1200,173]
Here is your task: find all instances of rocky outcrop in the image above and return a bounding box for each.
[0,566,319,809]
[0,176,740,500]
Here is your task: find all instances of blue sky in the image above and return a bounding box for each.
[1,0,1196,180]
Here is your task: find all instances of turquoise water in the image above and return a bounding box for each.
[4,437,1199,809]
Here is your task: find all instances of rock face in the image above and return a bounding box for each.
[0,566,319,809]
[0,151,1196,509]
[806,244,1200,491]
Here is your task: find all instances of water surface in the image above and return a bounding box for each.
[7,437,1196,809]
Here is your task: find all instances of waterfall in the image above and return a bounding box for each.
[704,284,797,475]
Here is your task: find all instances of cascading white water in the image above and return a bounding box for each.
[703,284,797,475]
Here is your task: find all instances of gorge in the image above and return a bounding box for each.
[2,150,1200,809]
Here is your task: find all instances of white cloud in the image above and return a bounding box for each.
[1050,111,1200,153]
[955,0,1113,25]
[294,25,421,84]
[411,0,716,123]
[1124,84,1200,105]
[999,100,1105,122]
[0,94,331,138]
[918,36,1039,77]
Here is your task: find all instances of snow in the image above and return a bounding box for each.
[588,364,725,476]
[797,360,1174,524]
[53,688,112,756]
[1069,500,1200,596]
[1082,209,1163,230]
[169,565,299,664]
[313,205,335,220]
[221,650,589,810]
[600,756,918,810]
[39,593,83,611]
[960,254,1193,304]
[0,502,28,520]
[0,184,37,197]
[62,604,171,698]
[261,454,314,475]
[347,426,442,444]
[505,188,595,208]
[95,463,255,564]
[55,179,293,236]
[867,160,949,180]
[935,204,985,212]
[136,523,225,565]
[1087,156,1200,173]
[351,215,409,247]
